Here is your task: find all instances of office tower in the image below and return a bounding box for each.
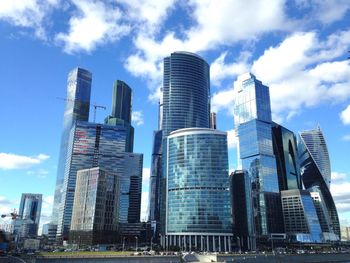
[300,126,331,188]
[281,190,323,243]
[210,112,217,129]
[52,68,92,224]
[105,80,134,152]
[18,194,42,238]
[230,170,256,251]
[70,167,119,245]
[234,73,283,238]
[162,52,210,137]
[163,128,232,252]
[298,131,340,239]
[56,121,143,241]
[272,123,302,191]
[148,130,163,223]
[42,223,57,244]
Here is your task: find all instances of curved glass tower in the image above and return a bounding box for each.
[165,128,232,252]
[298,131,340,240]
[162,51,210,137]
[300,126,331,188]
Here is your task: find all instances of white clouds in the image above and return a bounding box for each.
[0,153,50,170]
[250,30,350,121]
[140,167,150,222]
[330,172,350,213]
[227,129,238,149]
[342,135,350,141]
[211,88,236,115]
[340,105,350,125]
[132,110,144,126]
[55,0,129,54]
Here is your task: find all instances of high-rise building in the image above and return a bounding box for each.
[52,68,92,224]
[234,73,283,237]
[42,223,57,244]
[300,126,331,188]
[18,194,42,239]
[56,121,143,241]
[162,51,210,137]
[105,80,134,152]
[272,123,302,191]
[230,170,256,251]
[281,189,323,243]
[164,128,232,252]
[70,167,119,245]
[298,131,340,239]
[210,112,217,129]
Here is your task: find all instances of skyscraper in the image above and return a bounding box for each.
[18,193,42,239]
[230,170,256,251]
[234,73,283,237]
[300,126,331,188]
[52,68,92,224]
[298,129,340,239]
[164,128,232,252]
[162,51,210,137]
[70,167,119,245]
[272,123,302,191]
[56,121,143,241]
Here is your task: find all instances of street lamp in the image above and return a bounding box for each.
[135,236,138,252]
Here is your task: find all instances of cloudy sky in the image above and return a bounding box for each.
[0,0,350,232]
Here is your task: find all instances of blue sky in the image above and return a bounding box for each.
[0,0,350,233]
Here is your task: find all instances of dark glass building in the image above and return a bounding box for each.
[298,130,340,240]
[272,123,302,191]
[234,73,283,238]
[230,170,256,251]
[70,167,119,245]
[52,68,92,225]
[164,128,232,252]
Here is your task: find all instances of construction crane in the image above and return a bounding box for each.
[1,209,20,220]
[56,97,106,122]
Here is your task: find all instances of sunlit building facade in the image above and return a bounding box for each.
[234,73,283,237]
[70,167,119,245]
[52,68,92,225]
[18,193,42,239]
[164,128,232,252]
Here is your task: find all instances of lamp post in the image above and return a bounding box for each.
[135,236,138,252]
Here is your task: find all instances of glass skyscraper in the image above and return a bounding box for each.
[298,129,340,240]
[300,126,331,189]
[234,73,283,237]
[52,68,92,224]
[56,121,143,241]
[162,51,210,137]
[164,128,232,252]
[18,193,42,239]
[272,123,302,191]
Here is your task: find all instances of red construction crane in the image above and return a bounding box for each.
[56,97,106,123]
[0,209,20,220]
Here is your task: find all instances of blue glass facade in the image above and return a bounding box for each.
[298,133,340,240]
[235,73,281,237]
[18,193,42,238]
[111,80,132,123]
[164,128,232,252]
[56,121,143,241]
[162,52,210,137]
[52,68,91,224]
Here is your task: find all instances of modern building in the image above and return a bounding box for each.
[298,129,340,240]
[18,194,42,239]
[163,128,232,252]
[162,51,210,137]
[281,189,323,243]
[234,73,283,238]
[42,223,57,245]
[56,121,143,241]
[272,123,302,191]
[210,112,217,129]
[300,126,331,188]
[52,68,92,225]
[230,170,256,251]
[70,167,119,245]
